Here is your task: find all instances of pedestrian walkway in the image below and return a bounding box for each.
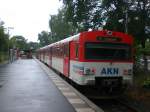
[0,59,104,112]
[0,59,76,112]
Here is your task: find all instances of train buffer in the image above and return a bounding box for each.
[0,59,103,112]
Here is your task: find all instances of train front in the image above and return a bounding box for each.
[71,30,134,93]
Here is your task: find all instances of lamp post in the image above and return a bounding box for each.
[7,27,14,63]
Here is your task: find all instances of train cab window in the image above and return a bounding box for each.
[85,42,131,60]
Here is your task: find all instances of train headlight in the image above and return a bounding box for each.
[123,69,132,75]
[84,68,90,75]
[84,67,95,75]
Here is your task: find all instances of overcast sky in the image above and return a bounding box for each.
[0,0,62,42]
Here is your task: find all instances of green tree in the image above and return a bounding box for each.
[62,0,102,31]
[130,0,150,48]
[27,41,39,50]
[9,35,28,50]
[0,20,9,62]
[101,0,150,71]
[49,7,76,42]
[101,0,150,47]
[101,0,127,32]
[0,21,9,52]
[38,31,50,47]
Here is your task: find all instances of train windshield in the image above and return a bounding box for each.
[85,42,131,60]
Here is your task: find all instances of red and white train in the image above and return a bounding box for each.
[37,30,134,90]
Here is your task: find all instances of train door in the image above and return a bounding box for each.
[63,42,70,77]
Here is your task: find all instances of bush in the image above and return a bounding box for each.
[0,52,9,63]
[143,78,150,89]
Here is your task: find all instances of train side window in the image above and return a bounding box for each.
[75,43,79,59]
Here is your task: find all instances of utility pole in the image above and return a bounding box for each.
[125,9,128,34]
[7,27,14,36]
[123,0,129,34]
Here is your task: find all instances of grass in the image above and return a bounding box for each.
[133,69,150,87]
[125,69,150,108]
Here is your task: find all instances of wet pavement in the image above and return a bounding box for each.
[0,59,76,112]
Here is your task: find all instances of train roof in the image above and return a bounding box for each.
[52,33,80,45]
[38,33,80,50]
[38,30,133,50]
[46,30,133,45]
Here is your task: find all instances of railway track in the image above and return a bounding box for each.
[60,75,140,112]
[59,73,140,112]
[45,63,140,112]
[90,98,138,112]
[75,86,139,112]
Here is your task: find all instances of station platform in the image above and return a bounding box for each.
[0,59,103,112]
